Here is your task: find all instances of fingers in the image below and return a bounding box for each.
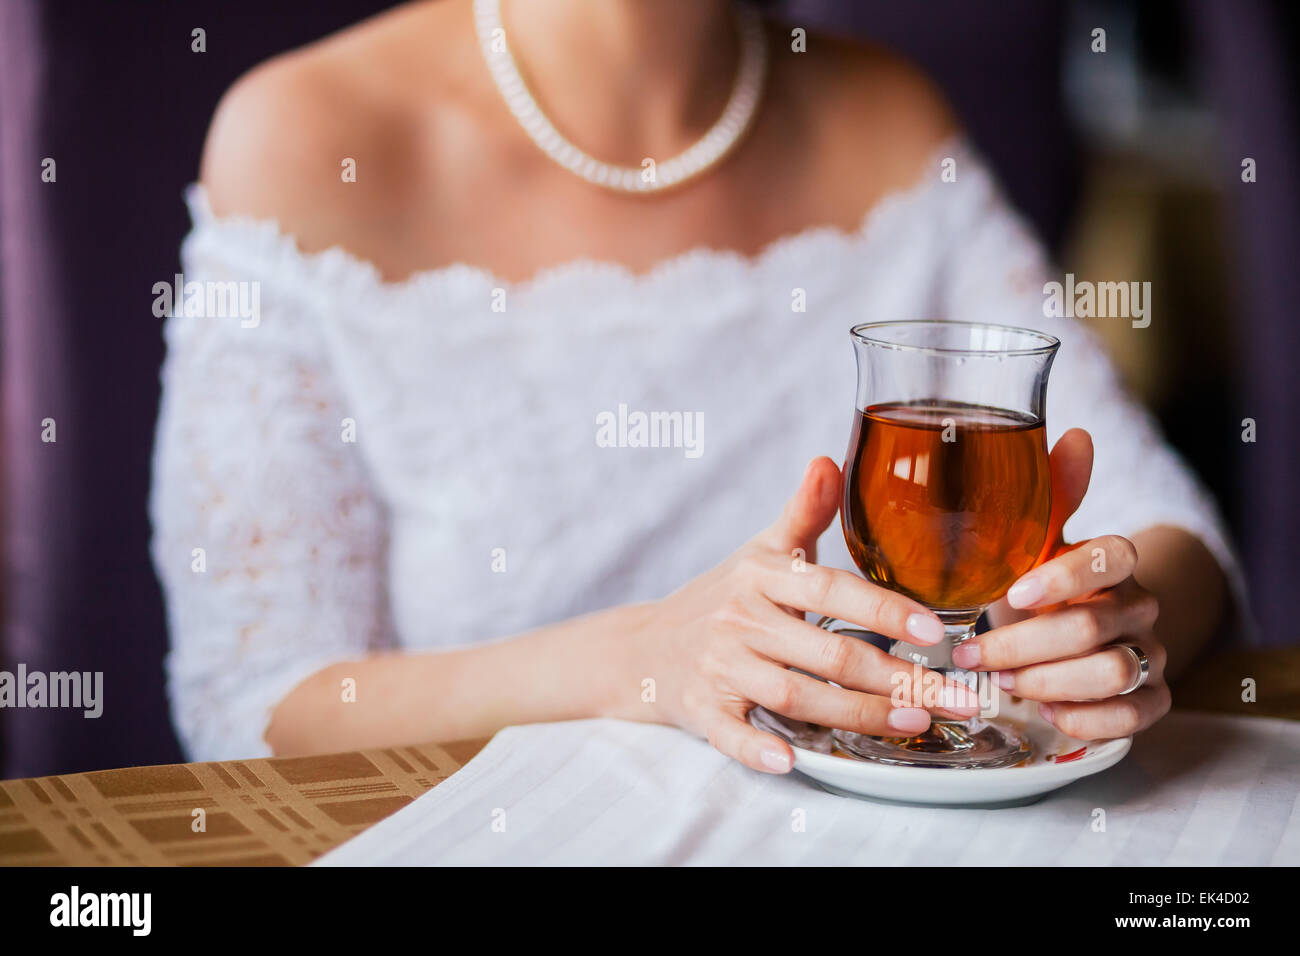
[727,653,957,737]
[757,560,944,646]
[705,712,795,775]
[761,457,842,562]
[1039,428,1093,561]
[956,579,1159,671]
[1038,683,1171,740]
[752,461,944,644]
[745,611,980,714]
[1007,534,1140,610]
[1002,638,1167,703]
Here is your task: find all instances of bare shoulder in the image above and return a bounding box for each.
[198,1,477,247]
[772,25,960,198]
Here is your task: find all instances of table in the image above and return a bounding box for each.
[3,647,1296,866]
[0,737,491,866]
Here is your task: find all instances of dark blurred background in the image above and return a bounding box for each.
[2,0,1296,777]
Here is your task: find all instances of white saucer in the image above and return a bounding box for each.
[749,693,1131,807]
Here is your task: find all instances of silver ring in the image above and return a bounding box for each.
[1113,642,1150,696]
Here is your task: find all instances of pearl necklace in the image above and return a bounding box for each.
[473,0,768,194]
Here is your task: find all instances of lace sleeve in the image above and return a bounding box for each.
[150,222,392,761]
[933,144,1250,642]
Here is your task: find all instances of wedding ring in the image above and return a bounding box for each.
[1113,642,1150,696]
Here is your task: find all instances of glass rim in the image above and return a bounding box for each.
[850,320,1061,358]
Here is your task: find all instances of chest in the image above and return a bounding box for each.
[347,133,867,285]
[312,220,945,645]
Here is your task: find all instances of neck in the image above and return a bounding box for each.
[497,0,742,163]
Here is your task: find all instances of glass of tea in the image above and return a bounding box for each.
[826,320,1059,769]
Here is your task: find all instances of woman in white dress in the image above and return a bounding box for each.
[151,0,1238,768]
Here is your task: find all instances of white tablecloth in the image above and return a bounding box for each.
[316,711,1300,866]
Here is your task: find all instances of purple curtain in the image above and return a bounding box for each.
[1190,0,1299,649]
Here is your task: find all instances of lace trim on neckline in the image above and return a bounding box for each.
[182,133,972,306]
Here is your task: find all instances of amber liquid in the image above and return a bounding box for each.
[842,401,1051,612]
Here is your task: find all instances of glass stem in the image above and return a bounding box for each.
[888,613,980,726]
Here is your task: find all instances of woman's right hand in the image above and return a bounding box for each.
[636,456,982,774]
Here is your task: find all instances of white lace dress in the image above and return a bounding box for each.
[150,138,1243,761]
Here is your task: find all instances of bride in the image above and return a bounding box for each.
[151,0,1236,767]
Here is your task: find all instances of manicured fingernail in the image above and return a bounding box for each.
[952,642,980,668]
[887,707,931,733]
[905,613,944,644]
[996,671,1015,691]
[1038,703,1054,724]
[1007,575,1045,609]
[760,748,791,772]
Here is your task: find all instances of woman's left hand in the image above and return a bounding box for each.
[953,428,1170,740]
